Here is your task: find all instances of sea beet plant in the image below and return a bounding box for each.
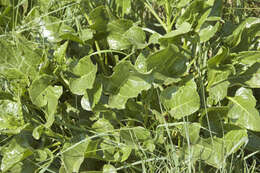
[0,0,260,172]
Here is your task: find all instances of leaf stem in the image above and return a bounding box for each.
[165,0,172,32]
[83,12,109,75]
[144,2,168,33]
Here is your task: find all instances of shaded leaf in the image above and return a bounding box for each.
[147,45,187,77]
[229,63,260,88]
[89,6,109,33]
[225,17,260,48]
[120,126,151,148]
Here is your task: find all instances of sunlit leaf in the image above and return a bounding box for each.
[0,137,33,172]
[107,19,133,50]
[0,100,26,134]
[227,87,260,131]
[160,79,200,119]
[69,56,97,95]
[62,139,89,173]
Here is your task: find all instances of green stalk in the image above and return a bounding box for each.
[83,12,109,75]
[165,0,172,33]
[144,2,168,33]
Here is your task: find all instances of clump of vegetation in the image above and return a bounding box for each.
[0,0,259,172]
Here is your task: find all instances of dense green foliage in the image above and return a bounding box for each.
[0,0,260,172]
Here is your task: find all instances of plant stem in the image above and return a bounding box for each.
[83,12,109,75]
[165,0,172,33]
[144,2,168,33]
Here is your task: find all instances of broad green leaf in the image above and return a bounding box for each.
[81,77,102,111]
[227,87,260,131]
[69,56,97,95]
[81,29,94,42]
[103,164,117,173]
[209,0,223,17]
[135,51,149,73]
[120,126,151,148]
[0,100,26,134]
[59,33,84,44]
[207,66,232,105]
[0,36,41,80]
[159,22,191,41]
[54,41,69,65]
[208,47,230,68]
[84,139,101,159]
[0,137,33,172]
[148,32,161,45]
[29,75,62,128]
[223,127,248,155]
[108,73,152,109]
[229,63,260,88]
[225,17,260,48]
[199,22,220,42]
[103,61,132,94]
[44,85,63,128]
[115,0,131,15]
[176,0,210,28]
[89,6,109,33]
[185,128,247,168]
[107,19,133,50]
[160,79,200,119]
[246,132,260,152]
[200,107,229,137]
[92,119,114,133]
[34,148,54,173]
[195,8,211,32]
[177,123,201,144]
[100,141,116,161]
[118,146,132,162]
[34,16,75,42]
[236,51,260,66]
[147,45,187,77]
[7,159,38,173]
[177,0,192,8]
[124,25,147,49]
[62,139,89,173]
[29,75,55,107]
[242,63,260,88]
[103,62,153,109]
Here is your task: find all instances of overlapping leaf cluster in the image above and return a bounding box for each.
[0,0,259,172]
